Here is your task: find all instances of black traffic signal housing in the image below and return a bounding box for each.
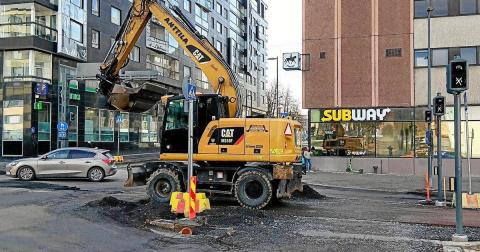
[69,112,76,122]
[433,95,445,116]
[425,110,432,123]
[447,59,468,94]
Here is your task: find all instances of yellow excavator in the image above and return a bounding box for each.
[96,0,303,209]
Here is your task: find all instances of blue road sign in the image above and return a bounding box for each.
[35,83,49,96]
[57,122,68,132]
[58,131,67,139]
[280,112,289,118]
[116,114,123,124]
[183,83,197,101]
[31,127,36,134]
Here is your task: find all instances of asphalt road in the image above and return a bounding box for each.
[0,170,479,251]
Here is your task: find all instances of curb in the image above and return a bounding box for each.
[305,182,414,195]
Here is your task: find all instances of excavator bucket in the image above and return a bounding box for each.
[124,165,148,187]
[109,83,166,113]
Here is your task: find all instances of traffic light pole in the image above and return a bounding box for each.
[435,114,444,204]
[427,3,434,187]
[453,94,467,241]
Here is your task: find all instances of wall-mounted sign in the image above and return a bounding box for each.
[146,23,169,53]
[283,52,301,71]
[320,108,391,122]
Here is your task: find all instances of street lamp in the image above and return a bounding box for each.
[427,0,434,187]
[267,56,279,118]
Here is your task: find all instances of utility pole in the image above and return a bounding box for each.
[427,1,434,187]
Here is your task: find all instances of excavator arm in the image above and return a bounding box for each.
[97,0,242,117]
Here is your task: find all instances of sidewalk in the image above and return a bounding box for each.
[302,171,480,194]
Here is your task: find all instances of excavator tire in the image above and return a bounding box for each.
[234,170,273,210]
[147,168,182,204]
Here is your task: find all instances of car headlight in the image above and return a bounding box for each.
[8,161,19,167]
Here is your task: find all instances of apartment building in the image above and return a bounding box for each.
[0,0,268,157]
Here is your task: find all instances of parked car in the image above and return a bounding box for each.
[5,148,117,182]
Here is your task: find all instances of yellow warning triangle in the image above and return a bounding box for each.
[284,123,292,136]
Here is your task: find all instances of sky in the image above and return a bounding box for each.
[264,0,303,105]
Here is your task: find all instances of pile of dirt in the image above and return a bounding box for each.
[84,196,176,227]
[292,184,326,200]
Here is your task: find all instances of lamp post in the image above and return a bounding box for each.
[268,56,279,118]
[427,1,434,187]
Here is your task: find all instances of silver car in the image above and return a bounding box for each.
[5,147,117,182]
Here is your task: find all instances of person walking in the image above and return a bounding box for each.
[303,147,313,172]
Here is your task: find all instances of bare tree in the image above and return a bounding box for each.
[265,80,305,125]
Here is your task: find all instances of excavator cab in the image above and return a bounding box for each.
[161,94,229,154]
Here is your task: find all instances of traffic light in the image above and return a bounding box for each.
[69,112,76,122]
[447,59,468,94]
[425,110,432,123]
[433,95,445,116]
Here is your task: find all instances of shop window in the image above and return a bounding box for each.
[432,48,448,66]
[111,7,121,25]
[3,100,24,156]
[376,122,415,157]
[100,110,115,142]
[85,107,99,142]
[120,112,129,142]
[310,122,376,157]
[460,0,477,15]
[141,114,158,142]
[37,102,51,141]
[85,80,99,92]
[68,106,78,142]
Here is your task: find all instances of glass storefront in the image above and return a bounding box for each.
[3,100,24,156]
[309,107,480,158]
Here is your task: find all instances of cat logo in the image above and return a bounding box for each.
[221,129,234,138]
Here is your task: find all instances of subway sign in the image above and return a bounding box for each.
[320,108,391,122]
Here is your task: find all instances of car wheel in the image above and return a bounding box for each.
[17,166,35,181]
[147,169,182,204]
[234,170,273,210]
[88,167,105,182]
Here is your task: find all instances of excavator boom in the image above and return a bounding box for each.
[97,0,241,117]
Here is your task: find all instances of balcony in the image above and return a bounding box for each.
[0,22,57,43]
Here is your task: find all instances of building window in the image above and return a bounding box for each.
[183,0,191,12]
[432,0,448,16]
[196,68,209,89]
[129,46,140,62]
[216,2,222,15]
[111,7,121,25]
[120,112,129,142]
[320,52,326,59]
[3,50,52,81]
[100,110,115,142]
[91,29,99,48]
[414,0,428,18]
[216,21,222,34]
[92,0,99,16]
[460,47,477,65]
[215,40,222,53]
[141,115,158,142]
[85,108,99,142]
[167,34,179,54]
[460,0,477,15]
[146,51,180,80]
[184,65,191,78]
[71,0,82,8]
[68,105,78,142]
[414,50,428,67]
[70,20,83,43]
[432,48,448,66]
[385,48,402,57]
[195,5,209,29]
[84,80,98,93]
